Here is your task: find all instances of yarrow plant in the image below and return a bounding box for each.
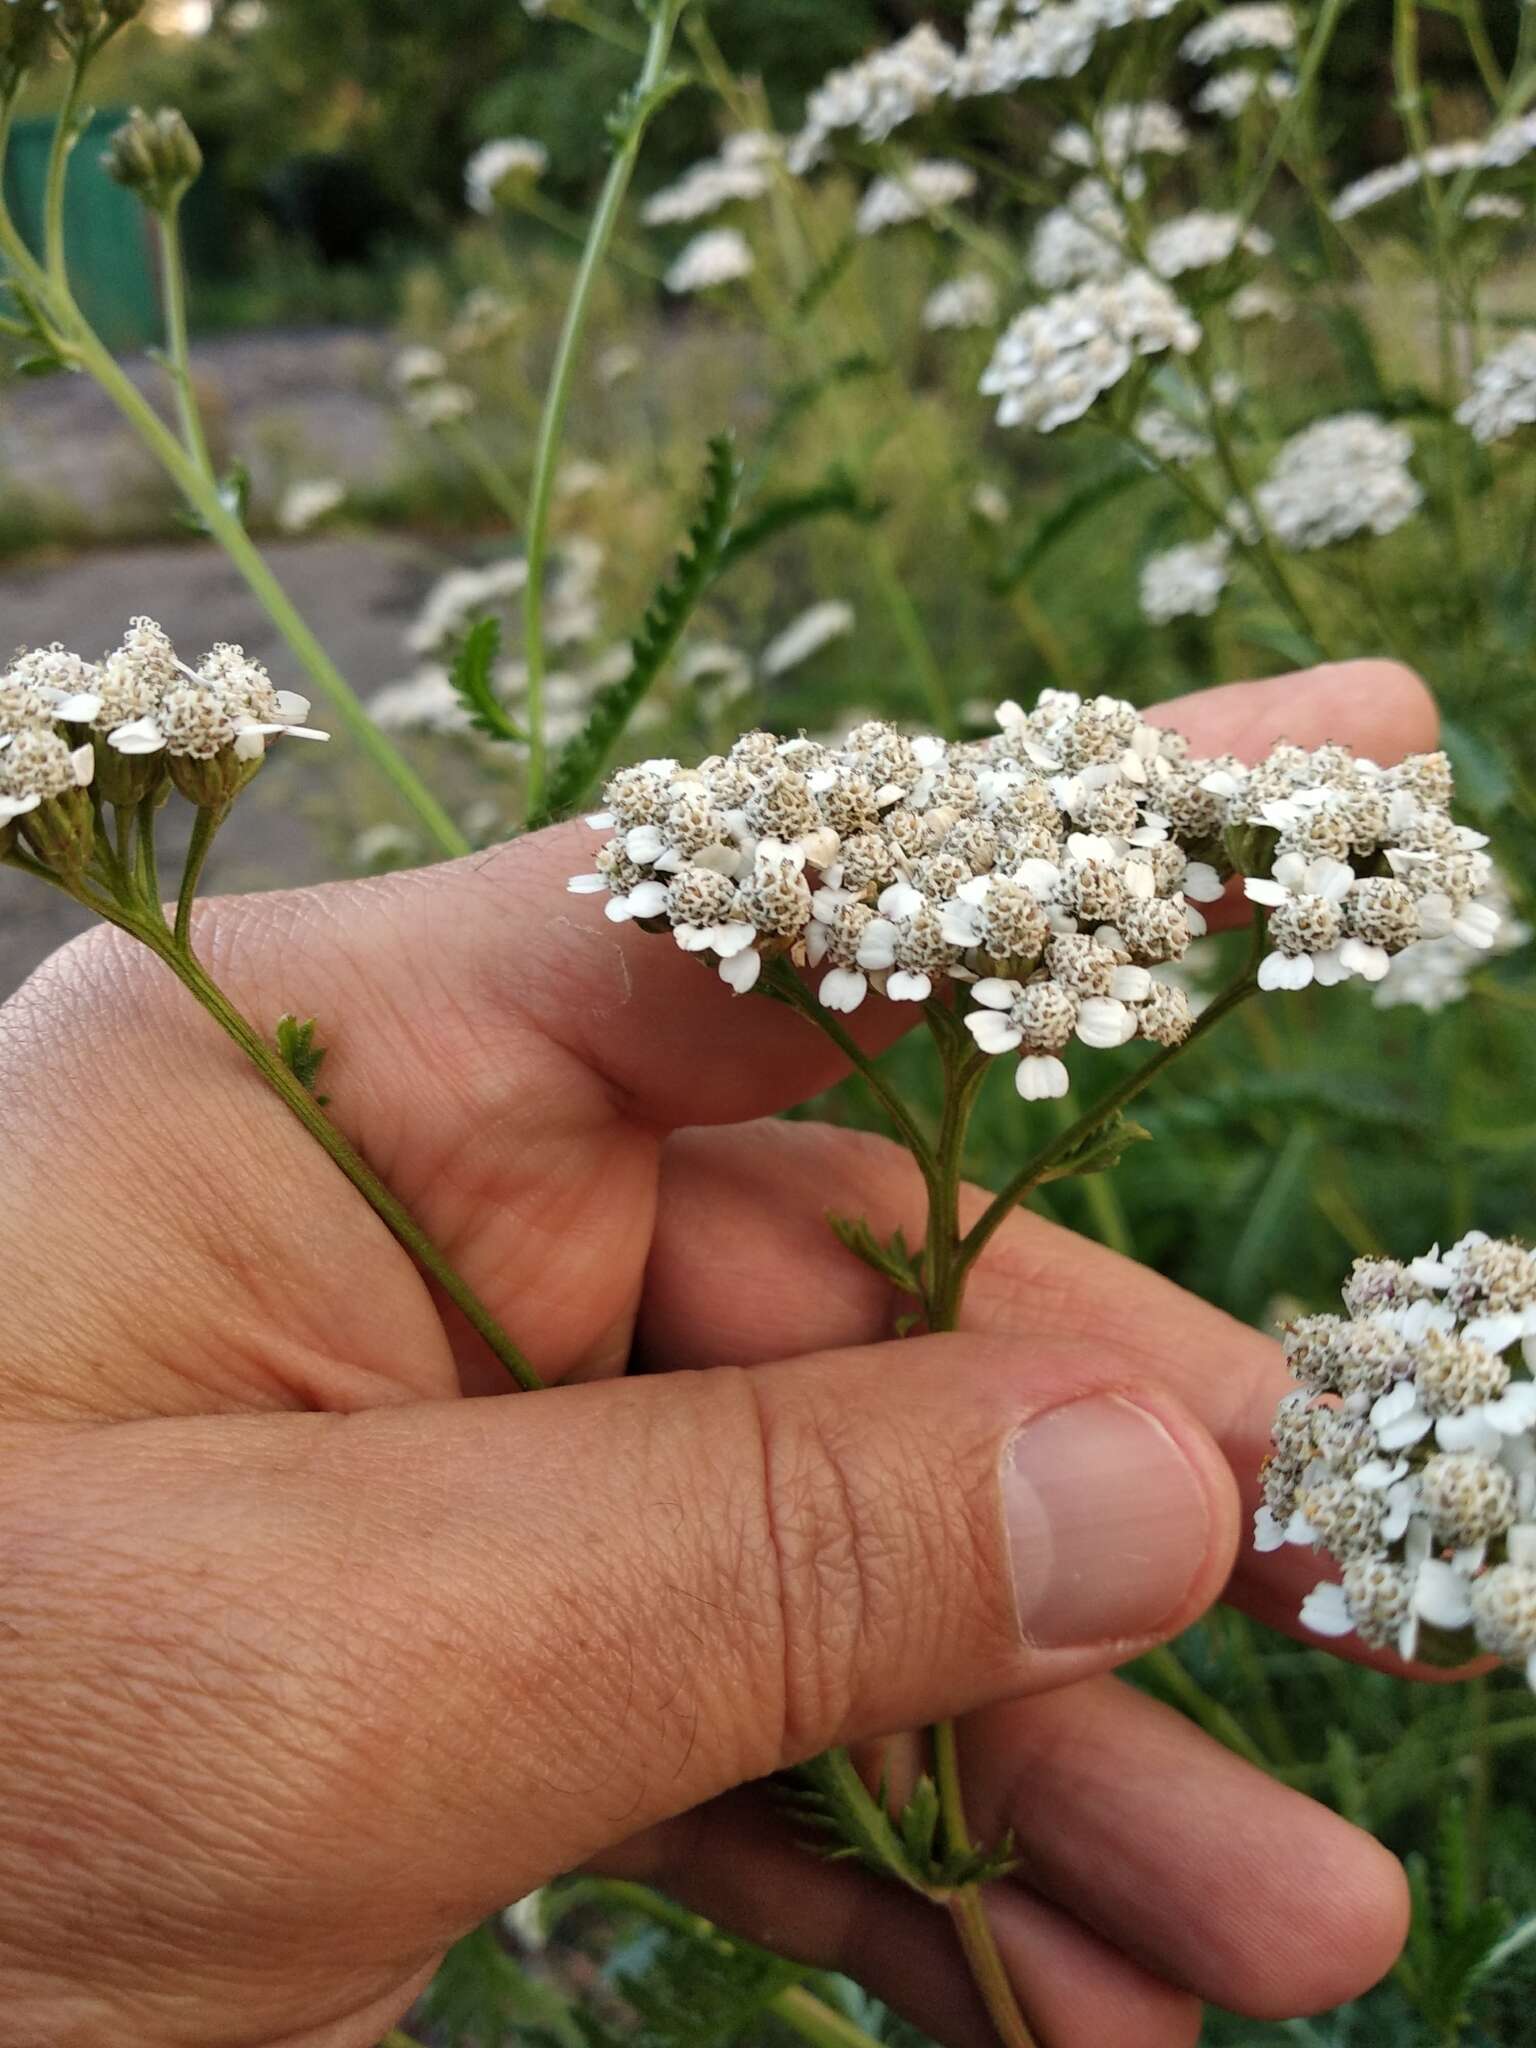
[568,685,1506,2045]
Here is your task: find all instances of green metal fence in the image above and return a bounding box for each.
[3,110,161,349]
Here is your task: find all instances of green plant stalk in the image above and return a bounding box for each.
[956,954,1263,1281]
[1458,0,1507,101]
[42,46,90,287]
[176,802,224,950]
[1138,1644,1271,1770]
[569,1880,892,2048]
[0,152,469,860]
[72,325,472,857]
[522,0,688,814]
[1392,0,1478,619]
[158,201,218,478]
[441,417,526,530]
[147,930,541,1390]
[932,1718,1039,2048]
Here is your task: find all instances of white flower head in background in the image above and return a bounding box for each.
[1051,100,1190,187]
[405,382,477,430]
[1139,534,1231,623]
[1376,869,1531,1013]
[789,24,957,171]
[981,270,1201,433]
[278,479,345,535]
[643,136,777,226]
[1261,1237,1536,1692]
[760,601,856,677]
[923,271,1001,331]
[1181,4,1297,64]
[1028,179,1127,290]
[855,158,976,235]
[664,227,755,295]
[1252,412,1422,550]
[1455,332,1536,446]
[391,345,449,390]
[1146,210,1274,278]
[465,137,549,214]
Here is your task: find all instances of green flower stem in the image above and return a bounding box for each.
[64,323,472,858]
[0,135,469,860]
[1138,1644,1271,1770]
[42,47,89,287]
[147,932,542,1391]
[955,956,1263,1283]
[1458,0,1507,102]
[760,959,939,1182]
[772,1985,894,2048]
[175,802,225,950]
[157,201,218,479]
[522,0,689,815]
[135,792,167,927]
[440,417,526,530]
[513,185,664,281]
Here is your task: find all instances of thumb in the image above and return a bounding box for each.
[2,1343,1235,2017]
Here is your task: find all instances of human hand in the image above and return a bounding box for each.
[0,662,1431,2048]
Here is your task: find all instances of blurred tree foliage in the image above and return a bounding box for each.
[63,0,1524,298]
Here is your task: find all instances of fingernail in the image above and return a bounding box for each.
[1004,1395,1210,1649]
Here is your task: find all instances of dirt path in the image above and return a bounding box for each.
[0,532,453,996]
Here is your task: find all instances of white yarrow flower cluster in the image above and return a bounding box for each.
[855,158,976,235]
[1331,116,1536,223]
[1455,333,1536,446]
[788,25,958,171]
[277,478,345,535]
[1259,1238,1536,1690]
[1193,67,1296,119]
[1232,743,1501,991]
[1051,100,1190,180]
[664,227,755,295]
[1028,179,1127,289]
[643,133,779,226]
[1252,413,1423,550]
[923,271,1002,331]
[465,138,548,214]
[1180,4,1296,63]
[981,270,1201,433]
[0,617,326,834]
[1375,870,1530,1013]
[1140,535,1232,623]
[1146,210,1274,278]
[569,688,1240,1098]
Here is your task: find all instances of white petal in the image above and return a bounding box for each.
[1110,965,1152,1002]
[586,810,616,829]
[1434,1413,1503,1456]
[233,729,267,762]
[856,919,900,971]
[280,724,330,744]
[966,1010,1023,1054]
[1273,852,1310,891]
[711,922,758,958]
[972,977,1022,1010]
[567,873,607,895]
[624,824,665,865]
[1183,861,1225,903]
[940,903,982,947]
[1299,1582,1355,1638]
[819,968,868,1013]
[1453,901,1501,950]
[1338,938,1390,983]
[52,692,102,722]
[886,971,933,1003]
[1354,1457,1409,1491]
[107,718,167,756]
[1376,1409,1436,1452]
[1253,1506,1287,1553]
[0,793,40,820]
[719,947,762,993]
[1258,951,1313,992]
[626,880,669,919]
[1463,1311,1527,1353]
[1014,858,1062,895]
[68,743,95,786]
[603,897,634,924]
[1244,877,1290,908]
[1076,997,1135,1049]
[1414,1559,1474,1631]
[274,690,313,721]
[1309,858,1356,904]
[1310,946,1352,987]
[878,883,924,921]
[1015,1054,1070,1100]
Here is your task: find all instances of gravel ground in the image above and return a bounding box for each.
[0,532,451,997]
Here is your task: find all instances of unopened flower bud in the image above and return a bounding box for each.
[103,106,202,214]
[50,0,145,39]
[0,0,52,69]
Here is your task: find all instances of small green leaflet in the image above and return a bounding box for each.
[275,1014,329,1104]
[450,614,525,744]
